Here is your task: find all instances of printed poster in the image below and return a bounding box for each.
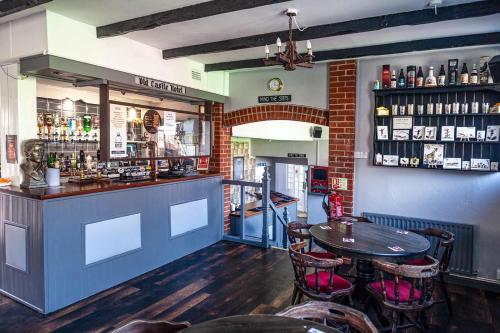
[109,104,128,158]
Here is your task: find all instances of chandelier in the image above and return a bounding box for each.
[264,9,314,71]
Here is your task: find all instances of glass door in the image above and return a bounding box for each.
[286,164,308,216]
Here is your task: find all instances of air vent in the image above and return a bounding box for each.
[191,69,202,81]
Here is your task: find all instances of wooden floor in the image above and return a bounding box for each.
[0,241,498,333]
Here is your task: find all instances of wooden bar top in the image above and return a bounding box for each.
[0,173,221,200]
[230,192,299,218]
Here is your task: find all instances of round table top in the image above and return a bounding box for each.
[309,221,430,261]
[180,315,341,333]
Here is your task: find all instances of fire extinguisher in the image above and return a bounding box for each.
[322,185,344,220]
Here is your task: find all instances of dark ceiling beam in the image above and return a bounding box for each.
[204,32,500,71]
[96,0,291,38]
[163,0,500,59]
[0,0,52,17]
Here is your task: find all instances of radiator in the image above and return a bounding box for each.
[362,212,476,276]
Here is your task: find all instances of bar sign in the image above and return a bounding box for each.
[258,95,292,103]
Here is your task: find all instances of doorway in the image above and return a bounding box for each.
[286,164,308,217]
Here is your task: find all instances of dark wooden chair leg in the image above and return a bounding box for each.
[296,291,303,304]
[391,311,398,333]
[440,273,453,316]
[291,286,298,305]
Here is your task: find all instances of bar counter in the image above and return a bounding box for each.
[0,173,223,314]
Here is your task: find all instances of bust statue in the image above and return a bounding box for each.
[20,139,47,188]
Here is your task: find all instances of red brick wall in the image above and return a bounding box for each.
[208,103,232,231]
[328,60,357,215]
[224,104,328,127]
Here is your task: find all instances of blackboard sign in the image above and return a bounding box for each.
[288,153,306,158]
[143,110,162,134]
[258,95,292,103]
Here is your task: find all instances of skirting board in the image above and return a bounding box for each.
[446,273,500,293]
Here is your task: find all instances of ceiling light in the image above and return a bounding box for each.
[62,98,74,111]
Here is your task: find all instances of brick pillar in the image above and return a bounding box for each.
[328,60,357,215]
[209,103,232,232]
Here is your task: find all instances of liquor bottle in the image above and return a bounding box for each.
[425,66,437,87]
[79,149,85,168]
[470,64,478,84]
[448,59,459,85]
[416,66,424,87]
[406,65,416,88]
[71,153,77,170]
[397,69,406,88]
[460,63,469,85]
[390,70,397,88]
[438,65,446,86]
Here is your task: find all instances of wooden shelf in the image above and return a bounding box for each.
[373,164,498,173]
[373,83,500,96]
[376,113,500,118]
[376,140,500,144]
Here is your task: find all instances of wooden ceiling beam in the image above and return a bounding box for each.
[163,0,500,59]
[0,0,52,17]
[204,32,500,71]
[96,0,291,38]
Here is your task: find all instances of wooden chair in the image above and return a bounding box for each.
[287,221,336,259]
[288,241,354,305]
[407,228,455,314]
[276,300,378,333]
[112,320,190,333]
[366,256,439,333]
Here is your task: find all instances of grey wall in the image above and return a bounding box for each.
[226,63,328,111]
[251,138,328,166]
[354,46,500,280]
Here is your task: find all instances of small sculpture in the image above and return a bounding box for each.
[20,139,47,188]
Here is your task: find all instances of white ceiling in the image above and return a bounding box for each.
[16,0,500,66]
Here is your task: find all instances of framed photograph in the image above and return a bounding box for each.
[233,156,245,180]
[393,130,410,141]
[393,117,413,129]
[462,161,470,170]
[412,126,425,140]
[471,158,490,171]
[377,126,389,140]
[456,127,476,141]
[491,162,499,172]
[375,153,383,165]
[441,126,455,141]
[424,127,437,140]
[477,130,486,142]
[485,125,500,142]
[443,157,462,170]
[382,155,399,166]
[423,144,444,166]
[400,157,409,167]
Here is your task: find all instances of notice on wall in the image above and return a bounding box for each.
[332,177,348,191]
[392,117,413,130]
[258,95,292,103]
[163,111,176,136]
[109,104,128,158]
[5,135,17,164]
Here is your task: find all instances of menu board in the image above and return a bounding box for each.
[109,104,127,158]
[143,109,162,134]
[163,111,176,136]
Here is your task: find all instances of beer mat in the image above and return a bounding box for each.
[342,238,355,243]
[388,246,405,252]
[340,221,353,225]
[396,230,409,235]
[308,329,326,333]
[320,226,332,230]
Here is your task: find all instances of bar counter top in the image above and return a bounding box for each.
[0,173,221,200]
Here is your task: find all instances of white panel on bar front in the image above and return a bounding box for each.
[170,199,208,237]
[85,213,141,265]
[5,224,27,272]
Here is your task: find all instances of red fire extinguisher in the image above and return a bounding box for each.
[322,185,344,220]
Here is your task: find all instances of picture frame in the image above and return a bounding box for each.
[412,126,425,140]
[233,156,245,180]
[471,158,490,171]
[424,127,437,141]
[393,117,413,130]
[491,162,499,172]
[400,157,409,167]
[382,155,399,166]
[375,153,383,165]
[456,127,476,141]
[377,126,389,140]
[441,126,455,141]
[423,144,444,167]
[476,130,486,142]
[462,161,470,170]
[393,129,410,141]
[485,125,500,142]
[443,157,462,170]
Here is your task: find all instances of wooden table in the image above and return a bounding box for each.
[180,315,340,333]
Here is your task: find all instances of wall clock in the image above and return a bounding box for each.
[267,78,283,92]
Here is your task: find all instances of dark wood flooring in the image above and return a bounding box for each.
[0,241,498,333]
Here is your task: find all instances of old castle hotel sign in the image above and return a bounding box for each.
[134,76,187,95]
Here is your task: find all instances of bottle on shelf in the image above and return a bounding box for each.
[438,65,446,86]
[424,66,437,87]
[470,64,478,84]
[390,70,397,88]
[416,66,424,87]
[460,63,469,85]
[406,65,416,88]
[397,69,406,88]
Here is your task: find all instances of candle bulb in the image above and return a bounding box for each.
[306,40,312,55]
[276,37,282,53]
[264,44,270,60]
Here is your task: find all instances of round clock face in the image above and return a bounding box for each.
[267,78,283,92]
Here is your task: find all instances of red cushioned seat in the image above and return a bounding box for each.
[405,257,434,266]
[308,251,336,259]
[305,271,352,293]
[368,280,422,302]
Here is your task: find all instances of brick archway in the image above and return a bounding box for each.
[223,104,328,127]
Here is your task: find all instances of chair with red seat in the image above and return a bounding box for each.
[366,256,439,332]
[287,221,337,259]
[288,241,354,305]
[407,228,455,314]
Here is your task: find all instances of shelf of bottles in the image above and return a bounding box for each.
[373,60,500,172]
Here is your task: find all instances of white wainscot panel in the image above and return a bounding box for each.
[170,199,208,237]
[85,213,141,265]
[5,223,27,272]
